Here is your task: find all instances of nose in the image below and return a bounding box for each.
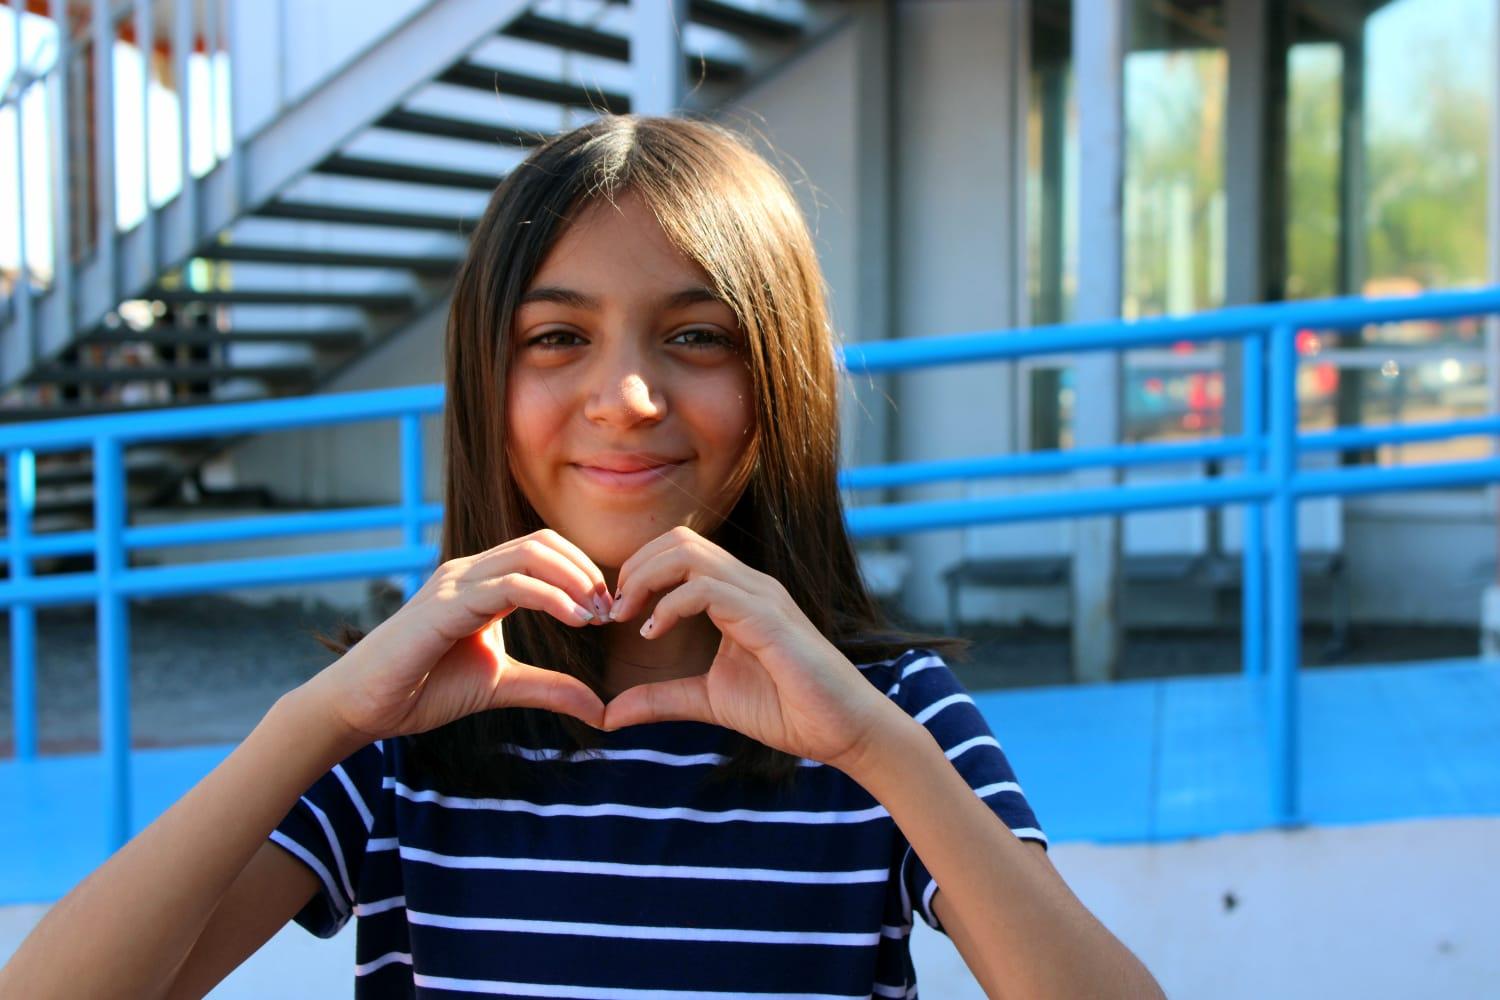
[583,362,665,427]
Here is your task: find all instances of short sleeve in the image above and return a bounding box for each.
[883,649,1048,934]
[268,739,383,938]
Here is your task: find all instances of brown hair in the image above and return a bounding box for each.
[317,113,964,795]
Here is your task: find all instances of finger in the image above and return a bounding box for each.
[602,674,713,730]
[528,528,614,606]
[496,660,607,728]
[470,538,609,620]
[612,530,738,623]
[638,576,755,641]
[456,572,598,638]
[608,526,686,606]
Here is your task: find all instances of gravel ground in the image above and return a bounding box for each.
[0,595,1483,754]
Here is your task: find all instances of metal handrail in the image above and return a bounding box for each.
[4,286,1499,851]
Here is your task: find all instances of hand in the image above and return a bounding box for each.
[305,529,614,746]
[601,526,899,773]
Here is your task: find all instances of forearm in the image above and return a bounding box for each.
[0,681,365,1000]
[844,711,1164,1000]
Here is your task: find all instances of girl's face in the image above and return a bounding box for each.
[506,191,755,571]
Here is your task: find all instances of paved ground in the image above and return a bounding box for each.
[0,594,1482,753]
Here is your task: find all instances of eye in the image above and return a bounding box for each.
[669,327,736,349]
[526,330,585,350]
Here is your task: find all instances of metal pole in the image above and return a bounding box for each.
[400,412,424,602]
[49,0,75,347]
[93,436,132,848]
[134,0,155,274]
[91,0,116,305]
[7,447,38,760]
[1242,329,1266,677]
[630,0,686,116]
[10,0,35,375]
[1266,322,1301,825]
[173,0,195,250]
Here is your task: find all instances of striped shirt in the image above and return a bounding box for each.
[270,648,1047,998]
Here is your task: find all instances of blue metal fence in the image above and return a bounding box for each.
[4,288,1500,853]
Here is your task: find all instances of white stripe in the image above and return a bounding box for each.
[872,983,909,998]
[497,744,821,769]
[878,923,910,940]
[299,794,357,907]
[912,692,974,726]
[369,836,398,852]
[896,847,914,923]
[884,654,944,697]
[399,845,887,885]
[920,879,941,928]
[354,894,406,917]
[945,734,1002,760]
[355,950,411,976]
[406,909,879,947]
[976,780,1024,799]
[374,740,385,755]
[411,974,864,999]
[1012,828,1049,844]
[269,831,348,918]
[387,779,889,825]
[333,763,374,832]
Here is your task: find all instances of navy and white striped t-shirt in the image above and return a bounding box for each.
[270,648,1047,998]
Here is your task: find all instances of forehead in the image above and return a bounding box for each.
[527,194,709,289]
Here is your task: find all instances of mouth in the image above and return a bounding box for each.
[571,460,686,490]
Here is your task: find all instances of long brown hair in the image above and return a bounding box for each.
[316,114,965,795]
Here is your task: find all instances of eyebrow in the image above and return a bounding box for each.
[517,285,726,311]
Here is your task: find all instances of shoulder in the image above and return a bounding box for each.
[853,647,959,710]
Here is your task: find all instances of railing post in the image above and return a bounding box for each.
[1242,329,1266,678]
[1266,322,1302,826]
[400,413,425,602]
[93,436,132,849]
[134,0,157,275]
[49,0,75,347]
[7,447,39,760]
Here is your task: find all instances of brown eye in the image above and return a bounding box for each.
[527,331,585,349]
[670,328,735,349]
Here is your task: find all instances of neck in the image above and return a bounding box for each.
[598,608,719,700]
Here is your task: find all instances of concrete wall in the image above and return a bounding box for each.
[7,814,1493,998]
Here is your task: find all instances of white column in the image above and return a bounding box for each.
[630,0,687,117]
[1070,0,1126,684]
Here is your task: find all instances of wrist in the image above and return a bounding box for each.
[830,699,931,790]
[281,670,374,766]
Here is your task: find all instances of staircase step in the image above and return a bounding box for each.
[603,0,805,42]
[437,61,631,114]
[502,11,743,85]
[25,363,318,388]
[194,243,465,275]
[85,328,368,350]
[375,108,548,147]
[257,199,473,233]
[316,153,500,192]
[144,288,416,309]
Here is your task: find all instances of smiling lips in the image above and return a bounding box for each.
[572,455,686,489]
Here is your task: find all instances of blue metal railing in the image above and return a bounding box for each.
[4,288,1500,853]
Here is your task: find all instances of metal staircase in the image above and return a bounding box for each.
[0,0,853,530]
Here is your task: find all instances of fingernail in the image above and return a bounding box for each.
[639,616,654,637]
[592,594,607,621]
[609,600,626,622]
[574,604,595,623]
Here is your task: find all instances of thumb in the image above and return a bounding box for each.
[602,675,713,731]
[496,659,607,729]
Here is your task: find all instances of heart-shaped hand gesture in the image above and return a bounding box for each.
[600,526,896,773]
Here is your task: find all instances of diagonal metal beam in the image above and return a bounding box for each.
[15,0,531,385]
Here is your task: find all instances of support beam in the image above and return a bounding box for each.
[631,0,688,116]
[1070,0,1126,684]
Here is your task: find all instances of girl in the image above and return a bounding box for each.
[0,115,1163,999]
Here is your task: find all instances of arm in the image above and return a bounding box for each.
[846,707,1165,1000]
[0,681,366,1000]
